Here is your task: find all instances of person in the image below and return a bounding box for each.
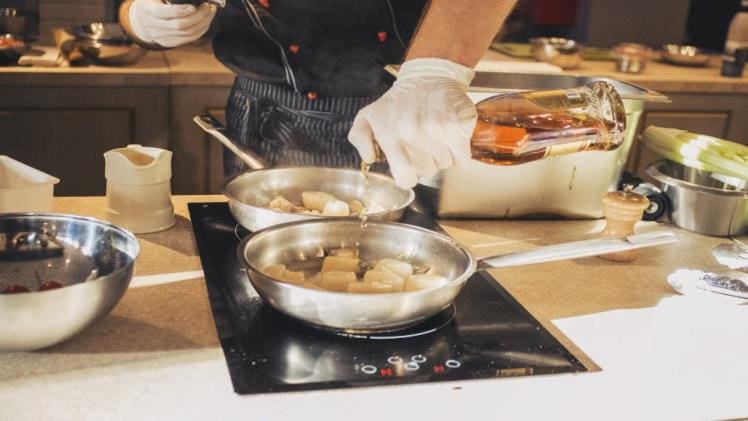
[685,0,741,52]
[119,0,517,189]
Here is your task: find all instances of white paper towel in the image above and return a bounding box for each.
[553,296,748,420]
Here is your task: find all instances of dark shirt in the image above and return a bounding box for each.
[685,0,741,52]
[213,0,427,98]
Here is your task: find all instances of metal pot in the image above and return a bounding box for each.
[647,159,748,237]
[0,33,30,65]
[238,219,680,333]
[0,213,140,351]
[530,37,583,70]
[194,115,414,231]
[63,23,145,66]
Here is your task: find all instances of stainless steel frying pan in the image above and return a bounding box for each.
[194,115,414,231]
[238,219,681,334]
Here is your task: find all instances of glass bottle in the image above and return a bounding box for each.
[470,81,627,165]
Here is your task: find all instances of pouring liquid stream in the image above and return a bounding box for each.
[355,161,371,260]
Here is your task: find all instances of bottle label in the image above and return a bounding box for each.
[523,89,588,110]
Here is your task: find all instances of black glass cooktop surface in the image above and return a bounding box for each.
[188,202,586,395]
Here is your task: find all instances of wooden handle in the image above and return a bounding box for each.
[598,186,651,262]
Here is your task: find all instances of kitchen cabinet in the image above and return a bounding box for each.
[0,85,168,196]
[168,87,231,194]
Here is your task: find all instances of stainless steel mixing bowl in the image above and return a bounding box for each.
[531,37,583,69]
[224,168,415,232]
[647,160,748,237]
[71,23,145,65]
[661,44,711,67]
[0,213,140,351]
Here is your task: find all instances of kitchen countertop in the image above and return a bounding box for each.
[1,44,746,93]
[1,195,746,420]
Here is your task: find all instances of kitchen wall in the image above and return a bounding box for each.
[585,0,690,47]
[35,0,116,43]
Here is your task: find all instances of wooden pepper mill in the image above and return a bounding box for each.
[598,185,650,262]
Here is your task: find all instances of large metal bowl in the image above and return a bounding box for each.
[661,44,711,67]
[530,37,583,69]
[0,213,140,351]
[224,167,415,232]
[72,23,145,65]
[238,219,476,333]
[647,160,747,237]
[0,33,31,65]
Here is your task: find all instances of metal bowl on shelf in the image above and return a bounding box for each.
[612,43,653,74]
[71,22,145,65]
[530,37,583,69]
[0,33,31,65]
[646,160,748,237]
[661,44,711,67]
[0,213,140,351]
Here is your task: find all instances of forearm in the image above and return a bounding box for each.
[406,0,517,67]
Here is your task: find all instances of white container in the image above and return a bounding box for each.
[104,144,175,233]
[0,156,60,212]
[417,73,669,219]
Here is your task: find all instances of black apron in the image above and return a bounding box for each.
[224,76,384,177]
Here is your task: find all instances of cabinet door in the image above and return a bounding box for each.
[169,86,231,194]
[627,111,730,179]
[0,109,132,196]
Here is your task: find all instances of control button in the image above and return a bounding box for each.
[445,359,461,368]
[411,354,427,363]
[404,362,419,371]
[387,356,403,365]
[361,365,377,375]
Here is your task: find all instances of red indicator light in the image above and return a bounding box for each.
[433,365,445,374]
[380,368,393,377]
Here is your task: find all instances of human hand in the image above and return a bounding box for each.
[348,58,477,190]
[129,0,216,48]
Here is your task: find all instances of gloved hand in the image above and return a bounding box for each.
[129,0,216,48]
[348,58,477,190]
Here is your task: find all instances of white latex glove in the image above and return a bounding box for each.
[129,0,216,48]
[348,58,477,190]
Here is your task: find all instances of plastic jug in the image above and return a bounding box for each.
[104,144,175,233]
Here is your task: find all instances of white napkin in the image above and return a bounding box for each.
[554,296,748,420]
[18,46,65,67]
[667,268,748,304]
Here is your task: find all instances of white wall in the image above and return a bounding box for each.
[584,0,690,47]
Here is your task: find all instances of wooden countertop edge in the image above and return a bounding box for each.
[2,48,747,93]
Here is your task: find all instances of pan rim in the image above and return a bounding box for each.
[221,167,416,219]
[237,219,478,298]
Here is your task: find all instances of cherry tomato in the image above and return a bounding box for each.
[2,285,30,294]
[38,281,63,291]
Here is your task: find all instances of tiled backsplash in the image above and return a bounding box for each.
[38,0,117,43]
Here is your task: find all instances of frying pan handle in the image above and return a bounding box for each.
[193,114,268,170]
[477,230,682,269]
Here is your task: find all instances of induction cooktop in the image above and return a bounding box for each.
[188,202,586,395]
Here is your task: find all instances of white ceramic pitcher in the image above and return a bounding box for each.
[104,144,175,233]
